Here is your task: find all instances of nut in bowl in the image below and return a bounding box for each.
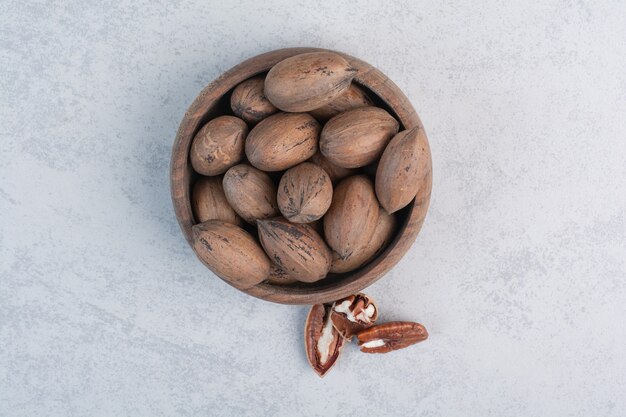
[170,48,432,305]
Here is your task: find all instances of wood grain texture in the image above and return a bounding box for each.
[170,47,432,304]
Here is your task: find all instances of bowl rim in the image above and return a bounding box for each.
[170,47,432,305]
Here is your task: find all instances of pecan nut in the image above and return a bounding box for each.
[357,321,428,353]
[304,303,345,377]
[330,293,378,340]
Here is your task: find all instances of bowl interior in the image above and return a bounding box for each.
[171,48,432,304]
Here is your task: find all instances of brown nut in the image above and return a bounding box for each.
[320,106,399,168]
[375,127,429,213]
[309,83,373,121]
[222,164,279,224]
[230,75,278,124]
[265,51,357,112]
[277,162,333,223]
[191,176,243,226]
[304,303,345,377]
[330,293,378,340]
[265,263,298,285]
[257,218,331,283]
[323,175,379,260]
[190,115,248,175]
[330,208,396,273]
[245,112,320,172]
[192,220,270,290]
[307,151,357,184]
[357,321,428,354]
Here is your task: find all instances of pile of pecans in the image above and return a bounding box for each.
[305,293,428,377]
[189,51,429,288]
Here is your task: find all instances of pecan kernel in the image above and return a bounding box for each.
[357,321,428,354]
[330,293,378,340]
[304,303,345,377]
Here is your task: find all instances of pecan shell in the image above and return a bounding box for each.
[330,293,378,340]
[357,321,428,354]
[304,304,345,377]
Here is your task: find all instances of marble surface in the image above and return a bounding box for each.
[1,1,625,416]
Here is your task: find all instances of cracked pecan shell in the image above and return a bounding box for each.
[330,293,378,340]
[304,303,345,377]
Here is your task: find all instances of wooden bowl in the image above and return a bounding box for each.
[170,48,432,305]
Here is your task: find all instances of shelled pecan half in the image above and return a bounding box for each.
[357,321,428,354]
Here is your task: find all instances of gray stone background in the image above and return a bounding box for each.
[1,1,625,416]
